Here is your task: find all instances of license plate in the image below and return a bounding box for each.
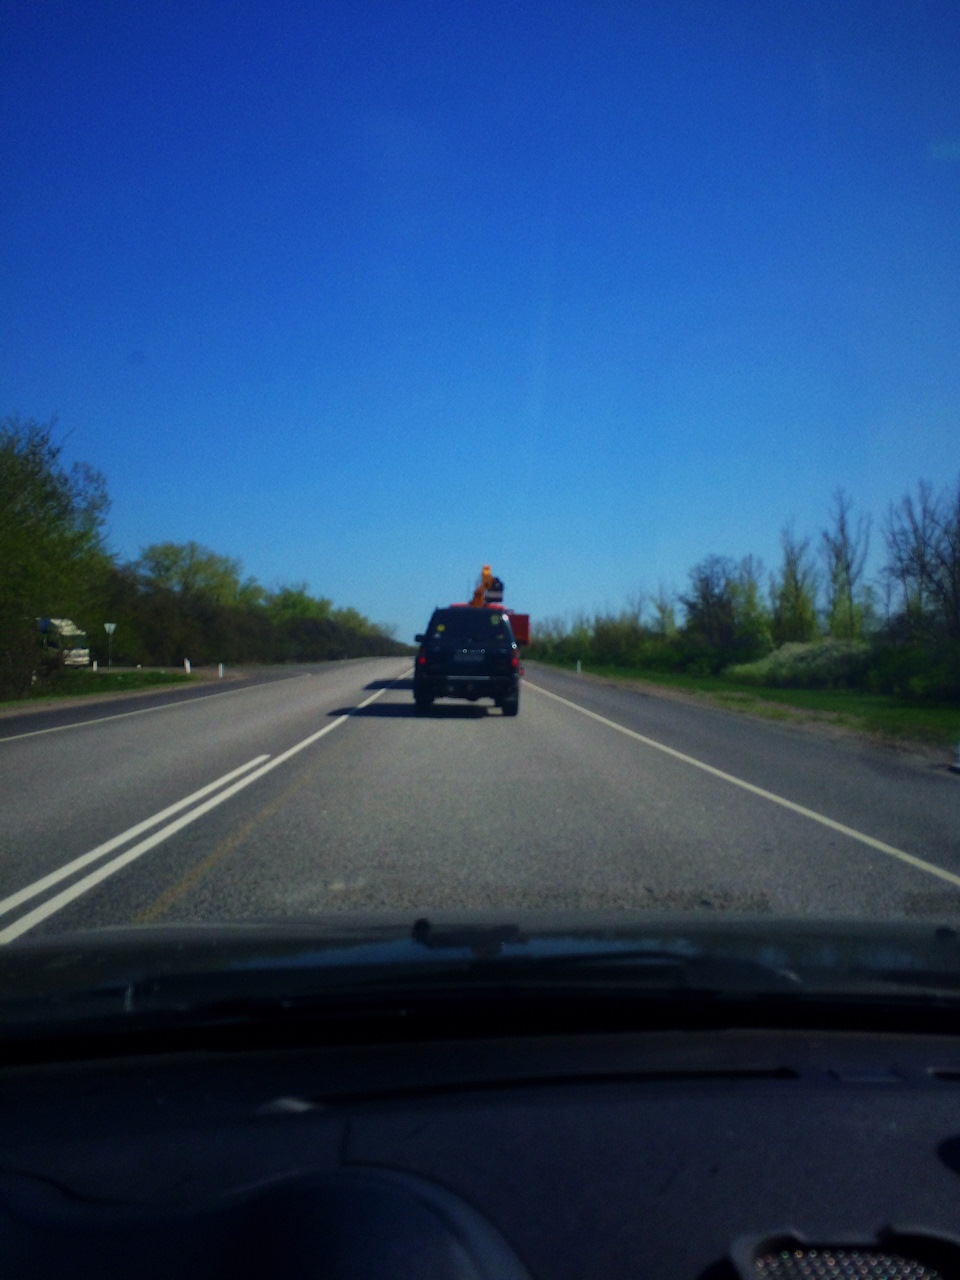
[453,650,484,663]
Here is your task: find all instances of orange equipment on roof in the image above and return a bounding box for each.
[453,566,529,645]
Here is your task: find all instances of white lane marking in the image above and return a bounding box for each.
[525,679,960,891]
[0,756,270,921]
[0,674,317,743]
[0,682,392,944]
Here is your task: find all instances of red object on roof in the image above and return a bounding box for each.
[508,613,530,645]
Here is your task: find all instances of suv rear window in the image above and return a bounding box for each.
[427,609,513,643]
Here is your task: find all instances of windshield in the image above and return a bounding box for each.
[1,2,959,986]
[427,611,513,643]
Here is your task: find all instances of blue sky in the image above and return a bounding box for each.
[3,0,959,641]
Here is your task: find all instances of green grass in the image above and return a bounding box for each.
[535,659,960,751]
[8,668,196,706]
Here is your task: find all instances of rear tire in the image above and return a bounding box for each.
[501,696,519,717]
[414,693,433,715]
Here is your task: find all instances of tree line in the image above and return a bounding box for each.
[0,416,406,700]
[529,485,960,700]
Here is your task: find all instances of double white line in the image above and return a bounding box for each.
[0,684,391,945]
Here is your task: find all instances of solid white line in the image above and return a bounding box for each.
[0,674,315,743]
[525,679,960,890]
[0,755,271,921]
[0,682,392,944]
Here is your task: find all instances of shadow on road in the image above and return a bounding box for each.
[365,678,414,690]
[330,702,491,719]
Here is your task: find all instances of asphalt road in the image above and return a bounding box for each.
[1,658,958,944]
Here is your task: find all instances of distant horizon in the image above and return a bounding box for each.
[25,429,950,644]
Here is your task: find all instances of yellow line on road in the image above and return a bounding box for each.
[526,679,960,890]
[135,787,293,923]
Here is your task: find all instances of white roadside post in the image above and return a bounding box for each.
[103,622,116,668]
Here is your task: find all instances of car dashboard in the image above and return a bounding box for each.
[3,1023,960,1279]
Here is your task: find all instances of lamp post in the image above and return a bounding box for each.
[104,622,116,667]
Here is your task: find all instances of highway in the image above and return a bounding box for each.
[1,657,958,944]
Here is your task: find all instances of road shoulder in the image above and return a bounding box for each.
[0,667,243,722]
[525,663,955,767]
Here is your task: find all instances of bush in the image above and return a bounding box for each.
[867,640,960,701]
[726,641,872,689]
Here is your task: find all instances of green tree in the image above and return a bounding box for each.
[730,555,772,656]
[591,609,645,667]
[331,605,373,635]
[0,415,110,696]
[652,585,677,638]
[682,555,772,668]
[770,526,819,644]
[134,541,256,606]
[821,489,870,639]
[884,478,960,640]
[681,556,737,657]
[264,584,333,624]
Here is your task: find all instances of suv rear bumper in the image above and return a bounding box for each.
[414,674,519,702]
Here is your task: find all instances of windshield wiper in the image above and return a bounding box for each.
[412,917,526,955]
[408,917,800,991]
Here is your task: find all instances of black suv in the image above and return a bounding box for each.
[413,607,521,715]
